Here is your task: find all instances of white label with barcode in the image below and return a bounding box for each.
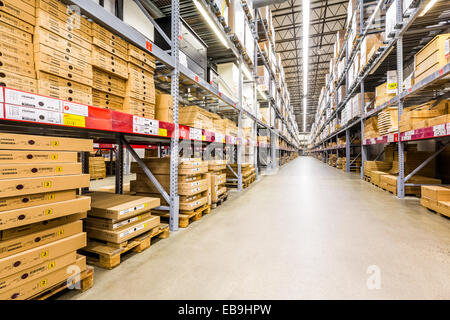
[5,104,62,124]
[371,138,376,144]
[5,89,62,112]
[387,134,394,143]
[62,101,89,116]
[189,127,202,140]
[113,216,139,229]
[433,124,446,137]
[403,130,414,141]
[119,224,145,238]
[0,88,3,102]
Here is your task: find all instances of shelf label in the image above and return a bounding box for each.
[5,104,62,124]
[146,40,152,52]
[202,135,206,141]
[5,89,62,112]
[215,133,224,143]
[387,134,394,143]
[370,138,376,144]
[159,128,167,137]
[433,124,447,137]
[403,130,414,141]
[62,102,89,116]
[0,88,3,103]
[63,114,85,127]
[189,127,202,140]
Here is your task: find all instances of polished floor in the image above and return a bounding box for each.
[66,157,450,299]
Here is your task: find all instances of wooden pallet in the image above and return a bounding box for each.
[152,204,211,228]
[212,191,229,209]
[226,173,256,189]
[80,224,170,269]
[28,265,94,300]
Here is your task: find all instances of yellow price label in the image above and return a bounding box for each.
[56,166,63,173]
[40,250,48,258]
[48,261,55,269]
[43,181,52,188]
[63,114,86,127]
[51,154,58,160]
[47,193,55,200]
[202,135,206,141]
[44,209,53,215]
[159,128,167,136]
[144,203,148,207]
[58,229,64,236]
[51,141,60,147]
[39,279,48,287]
[388,83,397,90]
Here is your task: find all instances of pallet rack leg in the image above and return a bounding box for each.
[115,135,124,195]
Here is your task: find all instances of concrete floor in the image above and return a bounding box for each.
[66,157,450,300]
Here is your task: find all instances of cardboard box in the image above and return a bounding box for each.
[211,186,226,203]
[0,29,33,54]
[0,232,86,278]
[93,68,126,96]
[155,93,173,122]
[0,71,37,93]
[0,133,92,151]
[0,212,86,241]
[211,173,227,186]
[36,63,93,91]
[0,190,76,212]
[0,163,82,180]
[0,251,76,294]
[84,212,151,231]
[0,0,35,25]
[35,0,91,32]
[0,220,82,258]
[131,176,208,196]
[85,215,160,243]
[132,158,208,175]
[0,21,32,42]
[421,186,450,202]
[414,34,450,83]
[0,254,86,300]
[91,22,128,51]
[0,10,34,34]
[88,192,160,220]
[128,44,156,69]
[0,43,33,70]
[375,82,396,107]
[179,195,208,211]
[427,114,450,127]
[35,9,91,50]
[92,36,128,61]
[437,201,450,218]
[0,197,89,232]
[34,27,91,64]
[91,46,128,79]
[0,150,77,164]
[0,174,90,198]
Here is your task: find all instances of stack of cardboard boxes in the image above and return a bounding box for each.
[420,186,450,218]
[225,163,256,188]
[207,160,227,205]
[155,91,174,123]
[0,0,37,92]
[35,0,93,105]
[399,99,449,132]
[130,157,210,214]
[89,155,106,180]
[0,133,92,300]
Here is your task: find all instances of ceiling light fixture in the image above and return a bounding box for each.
[302,0,310,132]
[193,0,229,49]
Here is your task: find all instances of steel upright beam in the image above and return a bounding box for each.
[345,129,350,172]
[254,11,259,180]
[396,0,405,198]
[170,0,180,231]
[81,152,89,194]
[360,82,366,179]
[115,135,124,194]
[237,58,243,191]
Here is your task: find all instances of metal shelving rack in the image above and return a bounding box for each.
[306,0,450,197]
[0,0,299,232]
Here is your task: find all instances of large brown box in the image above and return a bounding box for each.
[0,162,82,179]
[0,251,76,294]
[92,34,128,61]
[0,174,90,198]
[92,90,124,110]
[0,197,90,232]
[0,190,76,212]
[34,27,91,64]
[0,232,86,278]
[0,39,34,68]
[91,23,128,52]
[0,133,93,151]
[88,192,160,220]
[91,46,128,79]
[0,254,86,300]
[0,21,32,43]
[0,10,34,34]
[0,71,37,93]
[0,212,86,241]
[84,212,151,231]
[421,186,450,202]
[132,158,208,175]
[0,220,83,258]
[131,177,208,196]
[35,43,93,79]
[35,0,91,32]
[92,68,126,96]
[414,34,450,83]
[0,0,35,25]
[0,150,77,164]
[35,60,93,90]
[85,215,160,244]
[36,73,93,105]
[35,9,91,50]
[128,43,156,69]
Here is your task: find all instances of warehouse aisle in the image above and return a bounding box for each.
[67,157,450,300]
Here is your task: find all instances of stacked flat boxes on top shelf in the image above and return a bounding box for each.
[207,160,227,207]
[0,133,93,300]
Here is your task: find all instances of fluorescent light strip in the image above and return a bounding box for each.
[302,0,310,132]
[419,0,439,17]
[194,0,229,49]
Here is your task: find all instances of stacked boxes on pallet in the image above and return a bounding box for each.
[225,163,256,188]
[414,34,450,83]
[0,0,37,92]
[0,133,92,300]
[130,157,210,218]
[399,99,449,132]
[420,186,450,218]
[89,156,106,180]
[35,0,93,105]
[179,106,221,131]
[91,22,128,110]
[81,192,162,269]
[207,160,227,205]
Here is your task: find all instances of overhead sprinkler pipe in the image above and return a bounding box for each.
[253,0,290,9]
